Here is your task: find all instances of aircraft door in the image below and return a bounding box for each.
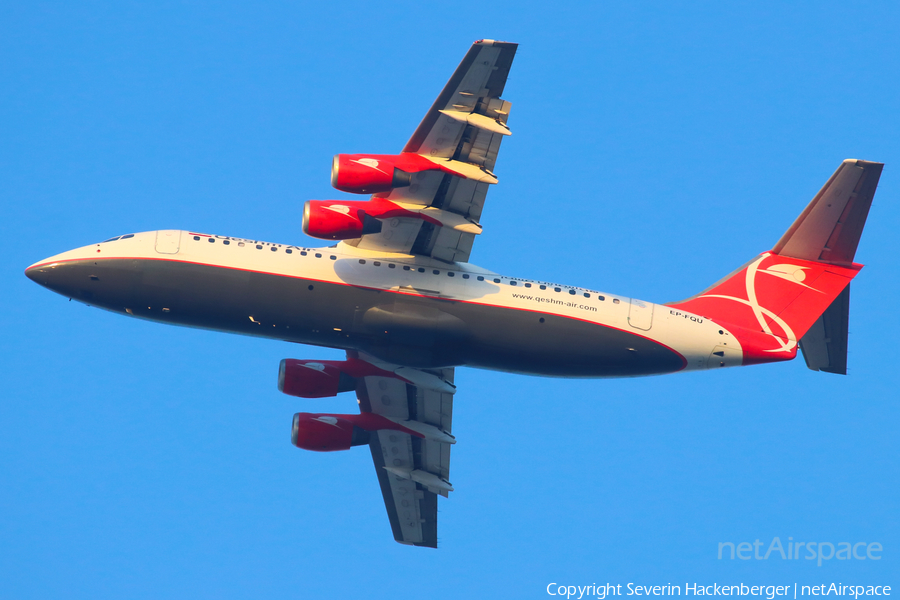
[628,298,653,331]
[155,230,181,254]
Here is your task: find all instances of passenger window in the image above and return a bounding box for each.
[462,274,469,279]
[598,295,605,301]
[374,261,381,266]
[238,242,245,247]
[403,266,411,271]
[359,259,366,264]
[524,283,531,288]
[433,270,440,275]
[193,236,200,241]
[389,264,395,268]
[285,248,291,254]
[448,272,455,277]
[270,246,277,251]
[540,285,546,290]
[315,253,322,258]
[208,238,215,243]
[223,240,230,245]
[554,287,561,292]
[493,278,500,283]
[584,293,590,298]
[613,298,620,304]
[300,250,306,255]
[418,268,425,273]
[477,276,484,281]
[569,290,576,295]
[256,245,263,250]
[330,256,336,260]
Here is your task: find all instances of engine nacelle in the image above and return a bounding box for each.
[302,200,384,240]
[291,411,426,452]
[331,154,413,194]
[291,413,370,452]
[278,359,358,398]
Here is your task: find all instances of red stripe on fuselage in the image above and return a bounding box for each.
[34,255,689,370]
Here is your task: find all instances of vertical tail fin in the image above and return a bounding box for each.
[668,159,882,369]
[772,159,882,265]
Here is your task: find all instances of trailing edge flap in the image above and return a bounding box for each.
[799,285,850,375]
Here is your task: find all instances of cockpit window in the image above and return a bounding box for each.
[101,234,134,243]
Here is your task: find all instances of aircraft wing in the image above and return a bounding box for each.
[351,352,456,548]
[348,39,518,263]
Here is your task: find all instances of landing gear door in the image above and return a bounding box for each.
[628,299,653,331]
[155,230,181,254]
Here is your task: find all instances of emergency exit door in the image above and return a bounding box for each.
[155,230,181,254]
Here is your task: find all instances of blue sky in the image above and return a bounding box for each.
[2,1,898,597]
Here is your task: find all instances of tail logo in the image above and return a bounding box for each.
[698,255,822,354]
[759,264,821,291]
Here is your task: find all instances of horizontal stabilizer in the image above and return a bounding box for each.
[773,159,883,265]
[799,285,850,375]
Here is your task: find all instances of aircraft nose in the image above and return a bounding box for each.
[24,259,76,295]
[25,262,51,286]
[26,254,138,307]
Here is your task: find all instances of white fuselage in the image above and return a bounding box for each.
[27,230,744,376]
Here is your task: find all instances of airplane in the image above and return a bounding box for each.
[25,39,883,548]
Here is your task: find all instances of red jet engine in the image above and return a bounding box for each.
[331,154,413,194]
[303,197,460,241]
[291,412,424,452]
[291,413,370,451]
[278,357,399,398]
[278,359,358,398]
[301,200,384,240]
[331,152,464,194]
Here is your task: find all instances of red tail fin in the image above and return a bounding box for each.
[669,253,860,363]
[669,159,882,366]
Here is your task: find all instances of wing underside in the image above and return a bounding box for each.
[331,42,516,546]
[354,355,455,547]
